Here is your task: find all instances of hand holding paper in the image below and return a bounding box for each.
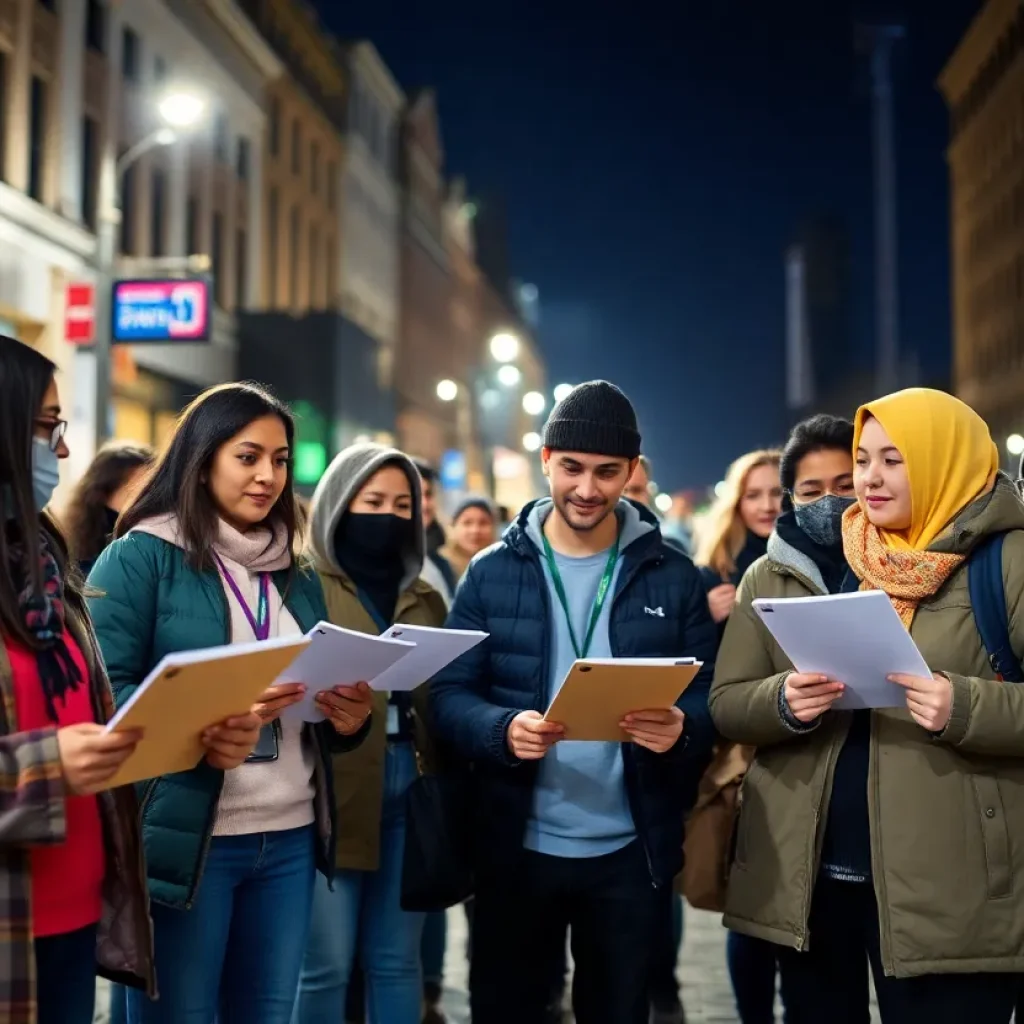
[889,672,953,732]
[507,711,564,760]
[619,706,684,753]
[315,681,374,735]
[784,673,846,723]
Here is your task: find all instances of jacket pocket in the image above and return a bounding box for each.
[734,761,765,870]
[971,773,1012,900]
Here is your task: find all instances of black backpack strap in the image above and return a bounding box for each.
[968,533,1023,682]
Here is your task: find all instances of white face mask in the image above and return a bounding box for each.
[31,436,60,512]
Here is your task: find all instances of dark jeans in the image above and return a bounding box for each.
[109,984,129,1024]
[777,877,1019,1023]
[650,890,685,1007]
[727,931,780,1024]
[470,841,660,1024]
[35,923,98,1024]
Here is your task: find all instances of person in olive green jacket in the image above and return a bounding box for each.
[294,443,447,1024]
[710,388,1024,1023]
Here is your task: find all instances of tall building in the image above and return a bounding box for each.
[338,41,404,395]
[783,215,855,421]
[0,0,280,494]
[938,0,1024,459]
[108,0,281,452]
[396,88,456,463]
[236,0,345,315]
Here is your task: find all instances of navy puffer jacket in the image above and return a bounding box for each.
[431,499,718,887]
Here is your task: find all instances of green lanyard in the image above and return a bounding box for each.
[541,533,620,660]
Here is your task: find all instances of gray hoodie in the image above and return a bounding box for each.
[308,442,426,590]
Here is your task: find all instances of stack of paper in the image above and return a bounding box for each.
[752,590,931,709]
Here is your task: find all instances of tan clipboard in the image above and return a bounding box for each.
[543,659,702,742]
[105,636,311,788]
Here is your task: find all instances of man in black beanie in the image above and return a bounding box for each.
[432,381,717,1024]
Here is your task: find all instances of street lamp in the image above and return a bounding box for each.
[436,379,459,402]
[93,89,206,449]
[553,382,574,403]
[522,390,546,416]
[522,431,541,452]
[489,332,520,364]
[497,364,521,387]
[1007,434,1024,457]
[654,492,673,513]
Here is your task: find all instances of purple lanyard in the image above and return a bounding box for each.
[213,554,271,641]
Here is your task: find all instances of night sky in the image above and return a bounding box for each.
[315,0,982,491]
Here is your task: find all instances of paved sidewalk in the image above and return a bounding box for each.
[96,904,881,1022]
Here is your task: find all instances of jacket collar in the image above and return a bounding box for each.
[765,531,826,595]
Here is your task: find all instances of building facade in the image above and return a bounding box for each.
[939,0,1024,461]
[109,0,281,452]
[339,40,403,395]
[396,89,457,464]
[237,0,345,316]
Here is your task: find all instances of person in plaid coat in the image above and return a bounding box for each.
[0,336,155,1024]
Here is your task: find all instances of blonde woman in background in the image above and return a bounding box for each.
[695,448,782,1024]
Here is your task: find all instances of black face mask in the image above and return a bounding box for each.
[334,512,413,563]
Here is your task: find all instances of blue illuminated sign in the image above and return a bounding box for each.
[111,277,211,344]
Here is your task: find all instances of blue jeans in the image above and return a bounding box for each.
[294,741,425,1024]
[127,824,316,1024]
[109,984,128,1024]
[35,923,97,1024]
[727,930,781,1024]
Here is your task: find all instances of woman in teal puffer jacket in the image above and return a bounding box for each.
[88,382,373,1024]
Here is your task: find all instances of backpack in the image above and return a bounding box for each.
[967,533,1024,683]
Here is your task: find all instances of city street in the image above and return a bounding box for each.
[95,905,882,1023]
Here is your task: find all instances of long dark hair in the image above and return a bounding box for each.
[0,336,71,647]
[118,382,301,571]
[64,442,154,566]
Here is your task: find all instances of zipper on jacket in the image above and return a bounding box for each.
[796,721,847,951]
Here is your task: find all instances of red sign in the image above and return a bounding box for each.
[64,283,95,344]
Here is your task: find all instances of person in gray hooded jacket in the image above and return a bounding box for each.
[293,443,447,1024]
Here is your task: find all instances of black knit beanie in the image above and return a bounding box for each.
[541,381,641,459]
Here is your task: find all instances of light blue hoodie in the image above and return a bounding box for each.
[523,498,654,859]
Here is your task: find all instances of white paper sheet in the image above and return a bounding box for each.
[373,623,488,693]
[277,622,416,724]
[752,590,931,710]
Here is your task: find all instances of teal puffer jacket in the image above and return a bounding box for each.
[87,531,366,908]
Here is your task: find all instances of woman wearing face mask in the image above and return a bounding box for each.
[696,450,783,630]
[293,443,447,1024]
[0,336,154,1024]
[710,389,1024,1023]
[63,442,153,578]
[440,497,497,583]
[87,382,373,1024]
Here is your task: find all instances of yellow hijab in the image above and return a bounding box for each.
[844,388,998,625]
[851,387,998,552]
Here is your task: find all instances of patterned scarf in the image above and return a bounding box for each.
[842,503,964,627]
[8,529,83,721]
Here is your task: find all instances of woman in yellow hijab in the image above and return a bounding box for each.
[762,387,1024,1023]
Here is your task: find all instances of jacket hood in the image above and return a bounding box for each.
[930,472,1024,556]
[308,443,425,591]
[766,533,826,595]
[522,496,657,554]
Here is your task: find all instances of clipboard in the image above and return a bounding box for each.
[543,658,702,742]
[105,634,311,787]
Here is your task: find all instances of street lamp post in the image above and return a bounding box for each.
[92,92,205,450]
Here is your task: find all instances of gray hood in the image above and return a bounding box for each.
[524,496,655,553]
[308,442,425,592]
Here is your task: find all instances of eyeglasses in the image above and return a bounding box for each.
[36,418,68,453]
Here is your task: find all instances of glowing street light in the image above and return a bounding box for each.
[436,379,459,402]
[522,390,546,416]
[714,480,727,499]
[489,332,520,364]
[522,431,542,452]
[158,91,206,129]
[497,364,521,387]
[1008,434,1024,457]
[553,383,574,403]
[654,492,673,513]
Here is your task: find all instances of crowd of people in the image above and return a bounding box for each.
[2,329,1024,1024]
